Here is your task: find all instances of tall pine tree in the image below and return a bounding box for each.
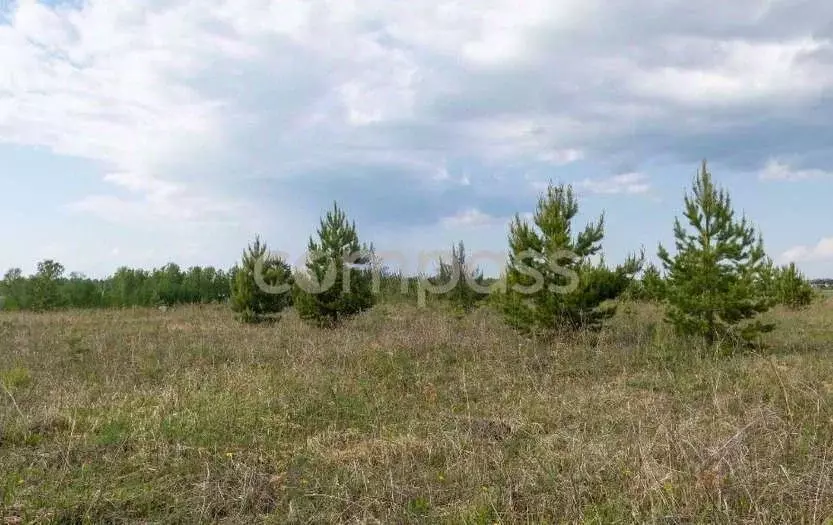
[293,202,375,326]
[658,161,774,346]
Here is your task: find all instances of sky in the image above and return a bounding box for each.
[1,0,832,278]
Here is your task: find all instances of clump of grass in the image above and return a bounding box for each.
[1,302,832,522]
[0,368,31,392]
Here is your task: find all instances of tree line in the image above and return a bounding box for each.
[811,278,833,289]
[2,161,820,349]
[1,262,231,311]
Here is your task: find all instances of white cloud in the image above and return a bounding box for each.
[441,208,503,228]
[0,0,240,225]
[631,38,833,106]
[780,237,833,264]
[455,0,591,66]
[103,172,180,198]
[4,0,829,213]
[1,0,833,273]
[579,173,651,195]
[432,164,472,186]
[760,159,833,181]
[538,148,585,165]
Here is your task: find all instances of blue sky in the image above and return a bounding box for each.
[1,0,832,278]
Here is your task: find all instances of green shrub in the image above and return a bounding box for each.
[230,236,292,323]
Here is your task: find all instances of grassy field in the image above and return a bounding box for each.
[1,299,833,523]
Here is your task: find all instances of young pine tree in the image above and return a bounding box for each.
[658,161,774,346]
[230,236,292,323]
[766,262,816,309]
[629,262,665,302]
[434,241,487,313]
[293,202,375,327]
[501,183,641,333]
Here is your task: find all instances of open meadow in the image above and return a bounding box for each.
[2,299,833,523]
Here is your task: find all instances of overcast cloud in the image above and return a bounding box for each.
[1,0,831,276]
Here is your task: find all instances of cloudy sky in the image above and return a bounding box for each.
[1,0,832,278]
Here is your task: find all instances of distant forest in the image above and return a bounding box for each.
[1,261,231,311]
[1,257,830,312]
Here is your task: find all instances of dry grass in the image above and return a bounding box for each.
[1,300,833,523]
